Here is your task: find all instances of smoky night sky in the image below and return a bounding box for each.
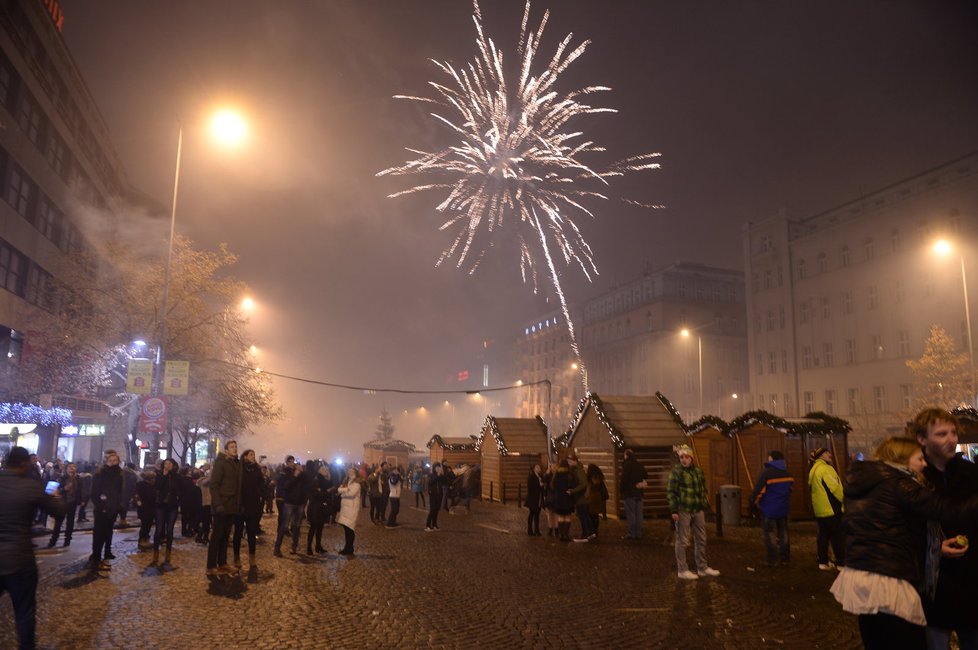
[58,1,978,461]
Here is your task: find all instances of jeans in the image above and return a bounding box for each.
[675,510,708,573]
[274,503,303,552]
[816,515,846,566]
[387,498,400,526]
[91,510,115,562]
[0,564,38,650]
[575,503,592,539]
[426,496,440,528]
[207,513,234,569]
[50,503,78,546]
[623,496,643,539]
[926,626,978,650]
[153,506,178,552]
[414,491,425,508]
[762,516,790,564]
[233,514,261,556]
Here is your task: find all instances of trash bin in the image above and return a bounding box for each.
[718,484,742,527]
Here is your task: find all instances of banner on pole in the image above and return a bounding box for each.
[139,396,168,435]
[163,360,190,395]
[126,359,153,394]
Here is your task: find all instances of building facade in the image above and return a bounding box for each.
[1,0,130,460]
[744,152,978,451]
[515,262,749,430]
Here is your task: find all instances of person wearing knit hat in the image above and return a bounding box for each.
[666,444,719,580]
[808,446,845,570]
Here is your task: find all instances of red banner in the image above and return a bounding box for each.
[139,396,168,434]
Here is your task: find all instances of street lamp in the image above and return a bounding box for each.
[680,328,704,416]
[933,239,976,406]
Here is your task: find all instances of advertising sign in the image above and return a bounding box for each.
[138,396,168,435]
[163,360,190,396]
[127,359,153,395]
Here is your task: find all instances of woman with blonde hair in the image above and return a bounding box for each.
[831,437,974,648]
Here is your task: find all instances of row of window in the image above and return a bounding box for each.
[583,276,743,323]
[759,385,910,417]
[0,10,122,196]
[0,237,54,310]
[1,146,84,254]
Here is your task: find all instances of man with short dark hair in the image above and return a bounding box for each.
[619,449,648,540]
[89,450,124,571]
[1,446,64,649]
[207,440,242,576]
[750,450,794,567]
[913,408,978,650]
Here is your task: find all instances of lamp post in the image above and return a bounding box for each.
[934,239,976,406]
[681,328,704,416]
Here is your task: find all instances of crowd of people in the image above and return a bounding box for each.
[3,406,978,649]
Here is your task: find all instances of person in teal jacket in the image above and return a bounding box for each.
[808,447,845,570]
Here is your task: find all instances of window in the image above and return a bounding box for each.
[5,166,34,219]
[873,386,886,413]
[783,393,791,417]
[45,132,69,179]
[900,384,912,410]
[781,350,788,373]
[846,339,856,364]
[825,390,836,415]
[779,306,785,329]
[760,235,771,251]
[0,51,16,110]
[764,270,772,289]
[768,352,777,374]
[868,286,879,310]
[0,240,27,296]
[678,282,686,298]
[766,310,774,331]
[848,388,860,415]
[17,91,44,146]
[898,330,910,357]
[646,311,653,332]
[843,291,854,315]
[841,246,850,267]
[817,252,828,273]
[890,229,901,252]
[798,258,807,280]
[770,394,778,414]
[777,267,783,287]
[821,297,830,319]
[24,263,52,310]
[802,346,812,369]
[803,391,815,414]
[800,301,810,324]
[823,342,834,367]
[865,238,875,261]
[872,334,884,360]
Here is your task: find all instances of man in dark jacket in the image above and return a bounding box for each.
[619,449,648,540]
[273,457,305,557]
[914,408,978,649]
[749,450,794,566]
[207,440,242,576]
[1,447,65,650]
[89,450,124,571]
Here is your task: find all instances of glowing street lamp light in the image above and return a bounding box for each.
[933,239,976,406]
[240,296,256,312]
[209,108,248,146]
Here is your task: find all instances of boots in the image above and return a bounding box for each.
[163,549,172,569]
[150,549,159,566]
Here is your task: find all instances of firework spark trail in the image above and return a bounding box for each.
[379,0,661,392]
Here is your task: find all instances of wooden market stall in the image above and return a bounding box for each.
[685,417,735,507]
[362,439,417,469]
[427,434,480,467]
[556,393,689,519]
[477,416,548,504]
[728,412,851,520]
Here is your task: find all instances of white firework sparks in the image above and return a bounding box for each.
[379,0,661,391]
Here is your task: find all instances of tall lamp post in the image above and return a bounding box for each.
[154,109,247,451]
[681,328,704,416]
[934,239,976,406]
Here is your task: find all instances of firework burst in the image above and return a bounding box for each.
[379,0,661,391]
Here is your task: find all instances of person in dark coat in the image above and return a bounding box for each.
[524,463,545,536]
[233,449,266,569]
[76,471,92,523]
[549,459,576,542]
[619,449,648,540]
[749,450,794,566]
[425,463,446,531]
[305,462,331,554]
[151,458,182,569]
[134,468,157,550]
[48,462,81,548]
[88,450,124,571]
[207,440,242,576]
[274,458,306,557]
[180,466,200,538]
[0,446,65,650]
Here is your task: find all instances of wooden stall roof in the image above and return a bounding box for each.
[363,439,418,452]
[557,392,691,450]
[476,416,549,456]
[426,435,478,450]
[725,411,851,438]
[953,407,978,444]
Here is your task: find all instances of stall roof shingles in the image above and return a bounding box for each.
[479,417,549,455]
[568,394,686,448]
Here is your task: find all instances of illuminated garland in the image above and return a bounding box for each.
[725,410,851,437]
[0,402,73,427]
[655,392,731,435]
[475,416,509,455]
[363,438,418,451]
[952,406,978,422]
[558,392,625,450]
[426,434,478,451]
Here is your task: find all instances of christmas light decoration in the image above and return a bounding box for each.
[557,392,625,450]
[0,402,73,427]
[426,434,478,451]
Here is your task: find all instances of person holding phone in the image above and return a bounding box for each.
[47,462,80,548]
[89,450,123,571]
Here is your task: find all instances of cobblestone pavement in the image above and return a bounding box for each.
[2,502,860,649]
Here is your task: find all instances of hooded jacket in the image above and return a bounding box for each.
[808,458,844,518]
[750,458,794,519]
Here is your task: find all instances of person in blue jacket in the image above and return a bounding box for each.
[749,450,795,567]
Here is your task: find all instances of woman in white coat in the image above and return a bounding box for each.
[337,467,361,556]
